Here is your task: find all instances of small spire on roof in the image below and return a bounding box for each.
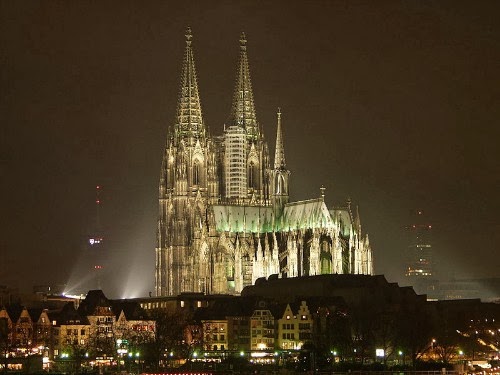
[320,185,326,199]
[274,107,286,170]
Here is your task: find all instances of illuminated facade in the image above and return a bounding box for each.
[250,303,275,351]
[277,301,313,350]
[155,29,373,297]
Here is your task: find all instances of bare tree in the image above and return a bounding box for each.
[142,309,189,370]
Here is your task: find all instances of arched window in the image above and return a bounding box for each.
[276,174,285,194]
[193,161,200,186]
[248,162,255,189]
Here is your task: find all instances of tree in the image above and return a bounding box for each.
[326,308,352,362]
[396,305,434,368]
[372,311,398,366]
[142,308,189,370]
[349,302,376,364]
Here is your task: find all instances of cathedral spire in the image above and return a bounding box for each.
[230,32,259,141]
[274,108,286,169]
[175,27,205,143]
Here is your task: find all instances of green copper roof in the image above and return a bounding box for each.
[283,199,334,231]
[213,205,274,233]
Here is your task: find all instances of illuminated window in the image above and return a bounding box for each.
[52,320,56,326]
[180,301,185,308]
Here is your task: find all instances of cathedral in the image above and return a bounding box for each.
[155,29,373,297]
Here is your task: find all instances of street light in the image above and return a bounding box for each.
[431,338,437,360]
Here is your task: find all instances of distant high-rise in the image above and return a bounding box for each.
[405,210,433,279]
[155,30,373,297]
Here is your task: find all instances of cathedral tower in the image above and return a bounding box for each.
[156,29,217,296]
[223,33,271,204]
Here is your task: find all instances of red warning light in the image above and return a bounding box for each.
[96,185,100,189]
[96,200,100,204]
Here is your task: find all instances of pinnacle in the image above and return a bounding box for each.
[185,27,192,45]
[175,28,205,143]
[239,32,247,50]
[231,32,259,140]
[274,108,286,170]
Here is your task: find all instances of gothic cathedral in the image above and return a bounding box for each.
[155,29,373,296]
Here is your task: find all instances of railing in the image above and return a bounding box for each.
[318,372,459,375]
[142,372,461,375]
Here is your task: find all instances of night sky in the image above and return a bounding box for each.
[2,1,499,298]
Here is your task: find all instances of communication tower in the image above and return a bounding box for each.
[87,185,105,289]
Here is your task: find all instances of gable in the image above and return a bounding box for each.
[283,199,334,231]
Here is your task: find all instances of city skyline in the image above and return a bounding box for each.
[2,1,499,297]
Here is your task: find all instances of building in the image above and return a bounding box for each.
[433,277,500,302]
[403,210,437,296]
[405,210,433,278]
[0,290,155,372]
[277,301,313,350]
[155,29,373,297]
[193,298,316,359]
[250,301,275,352]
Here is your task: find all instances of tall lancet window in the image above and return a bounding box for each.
[193,161,200,186]
[276,174,285,194]
[248,162,256,189]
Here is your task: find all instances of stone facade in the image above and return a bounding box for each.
[155,29,373,297]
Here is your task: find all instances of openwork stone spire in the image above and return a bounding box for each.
[230,32,259,141]
[274,108,286,169]
[175,27,205,143]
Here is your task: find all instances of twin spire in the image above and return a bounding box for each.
[173,29,285,169]
[175,27,205,143]
[230,32,259,141]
